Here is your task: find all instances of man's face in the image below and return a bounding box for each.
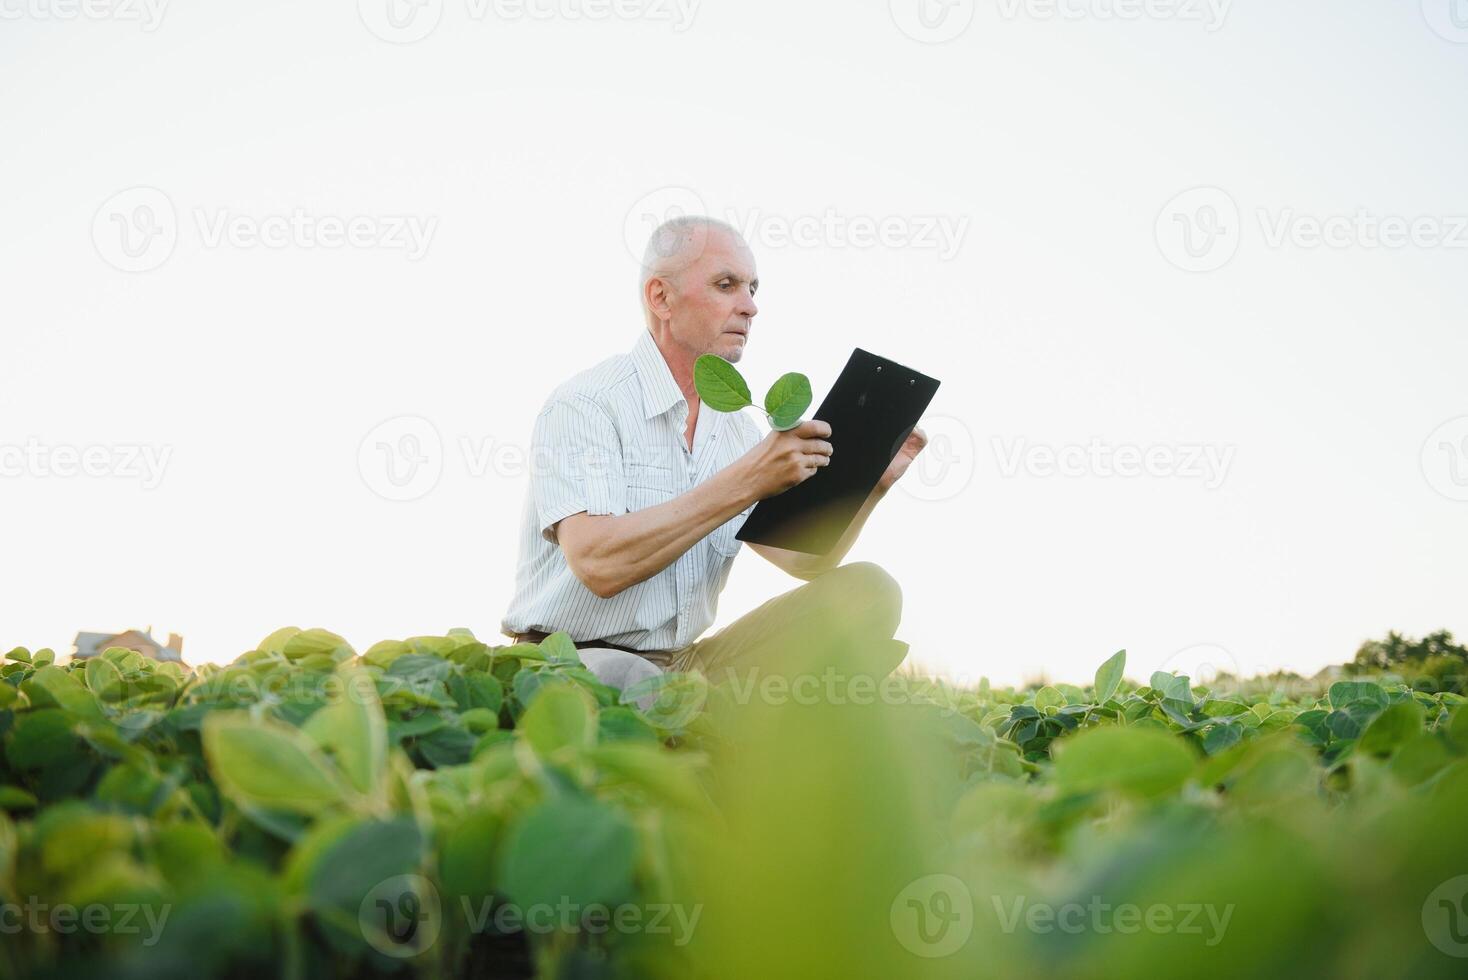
[660,227,759,364]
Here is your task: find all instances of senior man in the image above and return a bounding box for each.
[501,216,928,686]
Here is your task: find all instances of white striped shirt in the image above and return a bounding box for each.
[501,329,763,652]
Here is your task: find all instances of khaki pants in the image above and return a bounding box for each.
[656,561,909,684]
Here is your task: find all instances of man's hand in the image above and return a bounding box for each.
[876,426,929,493]
[741,419,834,500]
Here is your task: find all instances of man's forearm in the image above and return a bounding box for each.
[574,463,759,597]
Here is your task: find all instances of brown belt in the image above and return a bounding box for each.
[506,628,662,658]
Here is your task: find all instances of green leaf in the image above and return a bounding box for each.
[302,668,388,798]
[499,795,637,910]
[5,647,31,664]
[1326,700,1384,741]
[1329,680,1387,711]
[84,658,123,702]
[5,711,82,771]
[0,786,38,810]
[519,681,595,757]
[763,372,812,430]
[1053,726,1196,799]
[693,354,752,412]
[539,631,581,665]
[257,627,302,656]
[1358,700,1424,756]
[305,817,432,958]
[1203,723,1244,756]
[283,628,355,663]
[1149,671,1193,707]
[202,711,354,817]
[440,809,499,909]
[1034,686,1064,713]
[20,666,103,721]
[1093,649,1125,704]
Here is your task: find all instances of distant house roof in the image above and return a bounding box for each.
[72,632,116,659]
[72,629,185,664]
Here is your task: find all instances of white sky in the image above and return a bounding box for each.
[3,1,1466,687]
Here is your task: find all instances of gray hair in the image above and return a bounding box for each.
[638,214,743,308]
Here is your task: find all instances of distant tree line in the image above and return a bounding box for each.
[1345,629,1468,694]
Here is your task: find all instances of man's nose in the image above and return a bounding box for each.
[738,289,758,319]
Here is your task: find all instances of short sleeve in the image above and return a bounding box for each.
[531,396,627,544]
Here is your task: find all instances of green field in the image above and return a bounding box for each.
[2,632,1467,979]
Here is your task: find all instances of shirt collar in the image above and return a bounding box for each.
[631,329,688,421]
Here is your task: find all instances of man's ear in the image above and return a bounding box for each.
[644,275,675,323]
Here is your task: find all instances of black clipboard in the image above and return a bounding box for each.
[736,348,941,556]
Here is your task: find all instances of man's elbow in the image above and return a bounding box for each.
[566,553,625,599]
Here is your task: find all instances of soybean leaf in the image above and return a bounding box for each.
[1094,649,1125,704]
[302,668,388,798]
[1053,726,1196,799]
[764,372,812,430]
[520,681,595,757]
[693,354,752,412]
[499,795,637,910]
[203,712,354,817]
[1358,700,1424,757]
